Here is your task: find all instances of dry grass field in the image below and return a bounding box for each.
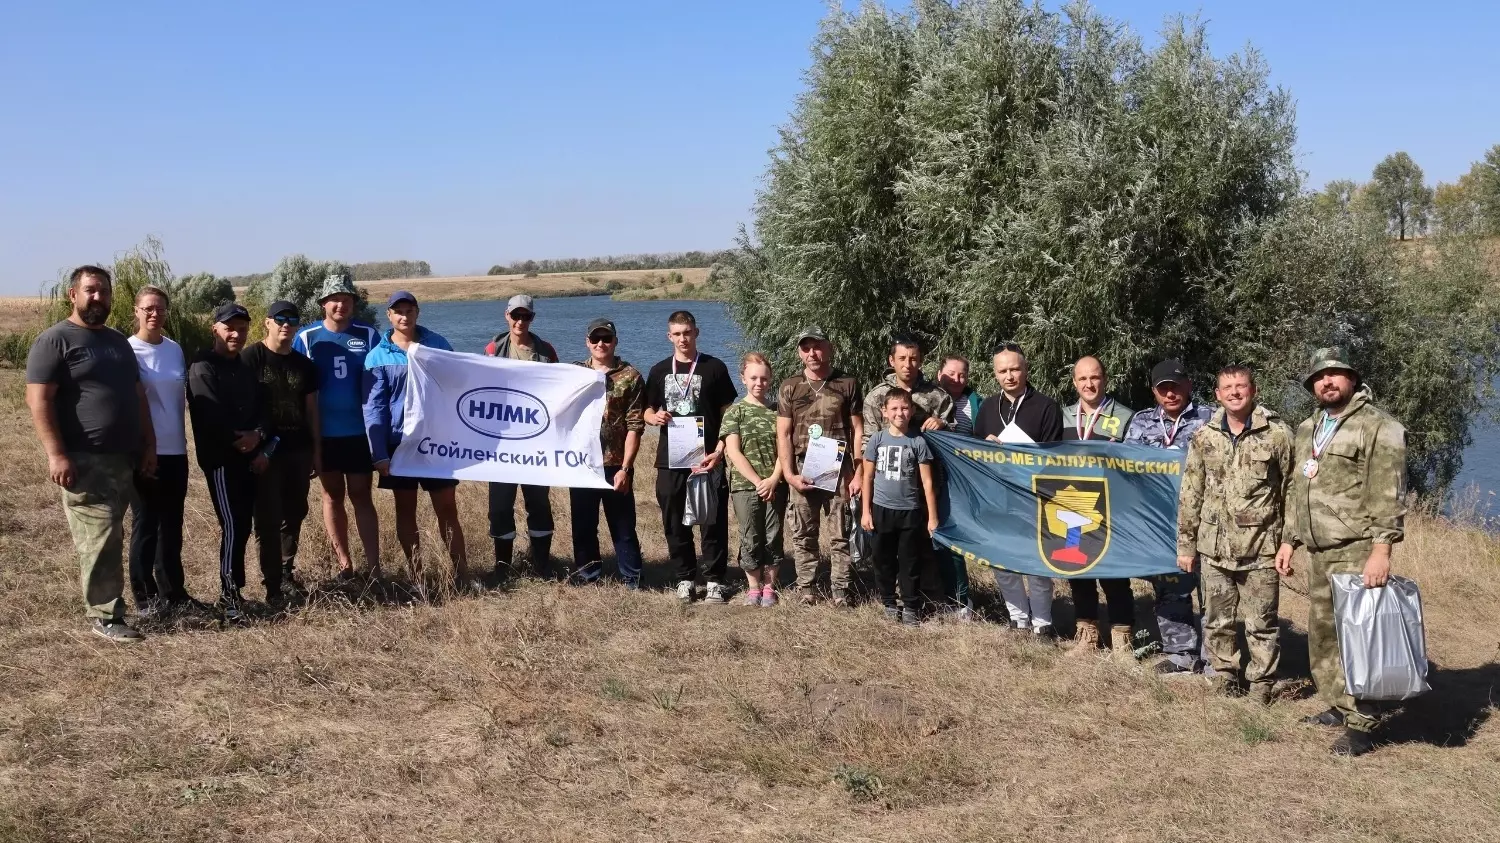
[1,369,1498,842]
[0,297,50,334]
[333,268,711,305]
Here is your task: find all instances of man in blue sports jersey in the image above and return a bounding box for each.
[293,275,381,580]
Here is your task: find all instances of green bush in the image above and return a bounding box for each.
[604,279,625,292]
[682,282,696,294]
[172,272,234,314]
[247,255,375,326]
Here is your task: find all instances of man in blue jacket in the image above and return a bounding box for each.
[363,291,470,587]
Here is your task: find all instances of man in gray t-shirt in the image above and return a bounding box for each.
[25,265,155,643]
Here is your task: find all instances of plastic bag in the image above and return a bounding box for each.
[849,493,873,564]
[682,467,722,527]
[1330,573,1431,701]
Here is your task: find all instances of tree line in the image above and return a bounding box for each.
[1313,147,1500,239]
[486,251,733,276]
[221,259,431,289]
[727,0,1500,500]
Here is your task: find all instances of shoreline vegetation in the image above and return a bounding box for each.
[352,267,723,304]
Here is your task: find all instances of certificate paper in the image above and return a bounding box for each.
[802,437,846,492]
[667,416,706,469]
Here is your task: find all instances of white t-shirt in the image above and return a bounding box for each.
[128,335,188,455]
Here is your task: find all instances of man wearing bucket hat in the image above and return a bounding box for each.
[293,274,382,581]
[1276,346,1407,757]
[484,294,560,581]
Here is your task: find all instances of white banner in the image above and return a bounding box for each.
[389,344,611,489]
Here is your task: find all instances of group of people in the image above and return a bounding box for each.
[26,264,1407,757]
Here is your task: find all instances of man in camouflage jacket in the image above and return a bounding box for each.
[1276,347,1407,757]
[860,338,954,449]
[1177,365,1294,703]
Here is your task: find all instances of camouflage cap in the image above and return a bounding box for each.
[316,273,358,303]
[1302,346,1360,391]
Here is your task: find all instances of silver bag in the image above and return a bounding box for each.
[1330,573,1431,701]
[682,467,722,527]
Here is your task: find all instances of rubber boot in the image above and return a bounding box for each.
[1067,618,1101,657]
[530,535,555,580]
[491,537,514,586]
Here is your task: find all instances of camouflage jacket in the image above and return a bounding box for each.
[861,372,954,450]
[1287,389,1407,554]
[1123,402,1214,450]
[1177,405,1295,568]
[571,358,644,468]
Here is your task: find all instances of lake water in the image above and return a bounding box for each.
[407,294,1500,506]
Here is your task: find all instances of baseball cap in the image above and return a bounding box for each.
[385,290,418,309]
[213,302,251,324]
[795,326,828,344]
[1150,359,1189,387]
[506,294,535,315]
[266,300,300,319]
[587,317,617,337]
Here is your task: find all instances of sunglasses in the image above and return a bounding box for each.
[588,334,616,345]
[992,341,1023,355]
[509,311,535,322]
[271,314,299,326]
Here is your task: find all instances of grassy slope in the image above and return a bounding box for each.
[0,370,1497,841]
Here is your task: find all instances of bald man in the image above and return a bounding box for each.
[974,344,1064,638]
[1061,357,1137,656]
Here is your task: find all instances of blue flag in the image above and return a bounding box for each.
[926,431,1184,578]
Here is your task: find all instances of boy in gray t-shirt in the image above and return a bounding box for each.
[860,388,938,624]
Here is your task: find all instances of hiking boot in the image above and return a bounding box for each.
[798,591,817,606]
[900,607,923,627]
[676,580,695,603]
[884,605,901,623]
[282,569,308,597]
[1300,708,1345,728]
[264,588,286,609]
[90,618,144,643]
[1248,683,1274,706]
[168,596,213,617]
[1216,677,1247,698]
[1331,727,1377,757]
[704,582,727,605]
[1067,618,1101,656]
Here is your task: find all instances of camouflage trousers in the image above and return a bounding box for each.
[1202,562,1280,686]
[60,452,135,620]
[1307,546,1382,733]
[787,486,852,598]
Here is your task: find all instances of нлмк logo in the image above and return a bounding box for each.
[457,387,552,440]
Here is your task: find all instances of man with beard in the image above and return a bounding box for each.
[1125,359,1214,675]
[1177,365,1293,703]
[974,343,1064,637]
[1061,356,1136,656]
[26,265,157,641]
[1277,348,1407,757]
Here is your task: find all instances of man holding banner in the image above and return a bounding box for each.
[1125,359,1215,675]
[1061,356,1136,655]
[1177,365,1293,702]
[974,343,1064,637]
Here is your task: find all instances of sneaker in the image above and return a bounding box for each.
[1153,659,1195,677]
[335,567,356,583]
[1300,708,1345,728]
[90,618,144,643]
[1032,624,1058,642]
[704,582,727,604]
[676,580,695,603]
[220,590,247,624]
[135,595,167,621]
[265,588,286,608]
[798,591,817,606]
[282,572,308,598]
[759,585,779,608]
[168,596,213,617]
[900,607,923,627]
[742,589,762,607]
[883,605,901,622]
[1330,727,1377,757]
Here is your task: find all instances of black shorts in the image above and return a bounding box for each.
[321,435,373,475]
[378,473,460,492]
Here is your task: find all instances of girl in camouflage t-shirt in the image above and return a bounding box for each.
[720,353,786,606]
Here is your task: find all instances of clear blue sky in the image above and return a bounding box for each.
[3,1,1496,293]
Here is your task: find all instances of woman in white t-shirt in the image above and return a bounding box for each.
[127,285,199,615]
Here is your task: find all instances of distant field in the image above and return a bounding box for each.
[237,268,716,305]
[0,296,49,333]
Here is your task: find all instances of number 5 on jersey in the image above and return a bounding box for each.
[334,356,347,379]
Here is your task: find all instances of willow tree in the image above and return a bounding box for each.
[730,0,1500,497]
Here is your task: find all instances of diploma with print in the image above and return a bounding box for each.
[802,437,846,492]
[667,415,706,469]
